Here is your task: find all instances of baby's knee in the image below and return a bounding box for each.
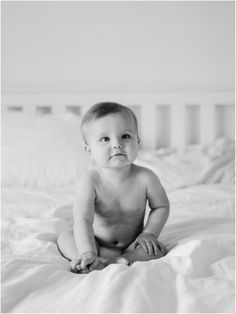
[157,241,168,256]
[57,230,73,247]
[134,243,167,259]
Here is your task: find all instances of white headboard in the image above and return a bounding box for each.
[2,92,235,150]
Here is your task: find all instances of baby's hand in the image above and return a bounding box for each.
[71,252,101,273]
[133,232,161,255]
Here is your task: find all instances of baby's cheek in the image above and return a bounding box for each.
[129,146,138,158]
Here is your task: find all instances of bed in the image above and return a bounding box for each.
[1,92,235,313]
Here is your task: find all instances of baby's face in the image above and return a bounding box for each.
[84,113,139,169]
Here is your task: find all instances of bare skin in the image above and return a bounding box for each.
[57,112,169,273]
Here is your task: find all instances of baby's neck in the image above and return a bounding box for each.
[98,164,133,184]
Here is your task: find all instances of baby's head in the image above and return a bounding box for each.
[81,102,140,168]
[81,102,139,145]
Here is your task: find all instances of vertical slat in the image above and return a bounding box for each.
[170,103,186,149]
[185,105,200,145]
[140,104,157,150]
[200,104,215,144]
[53,104,66,115]
[155,105,170,148]
[23,104,36,114]
[224,105,235,140]
[215,104,235,140]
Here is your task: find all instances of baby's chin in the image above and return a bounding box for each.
[98,160,133,169]
[109,158,135,167]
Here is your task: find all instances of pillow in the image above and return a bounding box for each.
[2,112,88,187]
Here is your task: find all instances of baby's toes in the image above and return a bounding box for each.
[76,264,82,271]
[71,267,80,273]
[96,262,106,270]
[104,256,130,266]
[115,257,130,265]
[71,265,87,274]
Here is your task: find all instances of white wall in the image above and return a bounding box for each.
[2,1,235,94]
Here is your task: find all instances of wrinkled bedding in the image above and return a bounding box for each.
[136,138,235,191]
[2,184,235,313]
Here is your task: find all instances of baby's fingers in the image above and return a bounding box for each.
[140,241,149,254]
[88,259,100,271]
[132,240,139,250]
[71,258,81,273]
[81,257,95,270]
[146,241,154,255]
[152,241,160,255]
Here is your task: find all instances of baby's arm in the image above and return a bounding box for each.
[72,174,100,272]
[133,169,169,255]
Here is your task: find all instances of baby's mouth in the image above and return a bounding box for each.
[110,153,126,158]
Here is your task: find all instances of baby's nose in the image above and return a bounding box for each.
[112,139,123,149]
[113,143,121,149]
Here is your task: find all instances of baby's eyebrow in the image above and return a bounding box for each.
[95,129,136,138]
[122,129,137,135]
[96,132,108,137]
[123,129,136,133]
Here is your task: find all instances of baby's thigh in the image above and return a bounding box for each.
[99,246,123,259]
[57,231,124,264]
[98,245,123,259]
[57,230,101,260]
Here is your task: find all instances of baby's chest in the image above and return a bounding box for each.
[95,185,146,216]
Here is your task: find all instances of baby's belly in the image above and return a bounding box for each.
[93,217,144,250]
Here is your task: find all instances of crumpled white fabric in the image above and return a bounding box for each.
[2,184,235,313]
[136,137,235,191]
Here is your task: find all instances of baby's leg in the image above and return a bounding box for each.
[57,230,83,261]
[99,246,129,266]
[122,241,167,265]
[57,230,105,273]
[57,231,128,267]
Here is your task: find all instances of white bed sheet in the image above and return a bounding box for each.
[2,184,235,313]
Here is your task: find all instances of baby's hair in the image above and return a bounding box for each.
[81,102,139,143]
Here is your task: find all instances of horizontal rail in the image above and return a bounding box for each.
[2,92,235,149]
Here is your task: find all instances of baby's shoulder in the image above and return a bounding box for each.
[76,168,98,189]
[132,164,160,183]
[133,165,167,200]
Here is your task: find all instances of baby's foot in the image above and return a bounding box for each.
[105,256,130,266]
[116,257,130,265]
[73,259,106,274]
[95,261,106,270]
[74,262,106,274]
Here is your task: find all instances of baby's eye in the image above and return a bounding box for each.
[121,134,131,139]
[101,136,110,142]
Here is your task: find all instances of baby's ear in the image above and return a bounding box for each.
[84,144,91,154]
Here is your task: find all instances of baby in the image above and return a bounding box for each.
[57,102,169,273]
